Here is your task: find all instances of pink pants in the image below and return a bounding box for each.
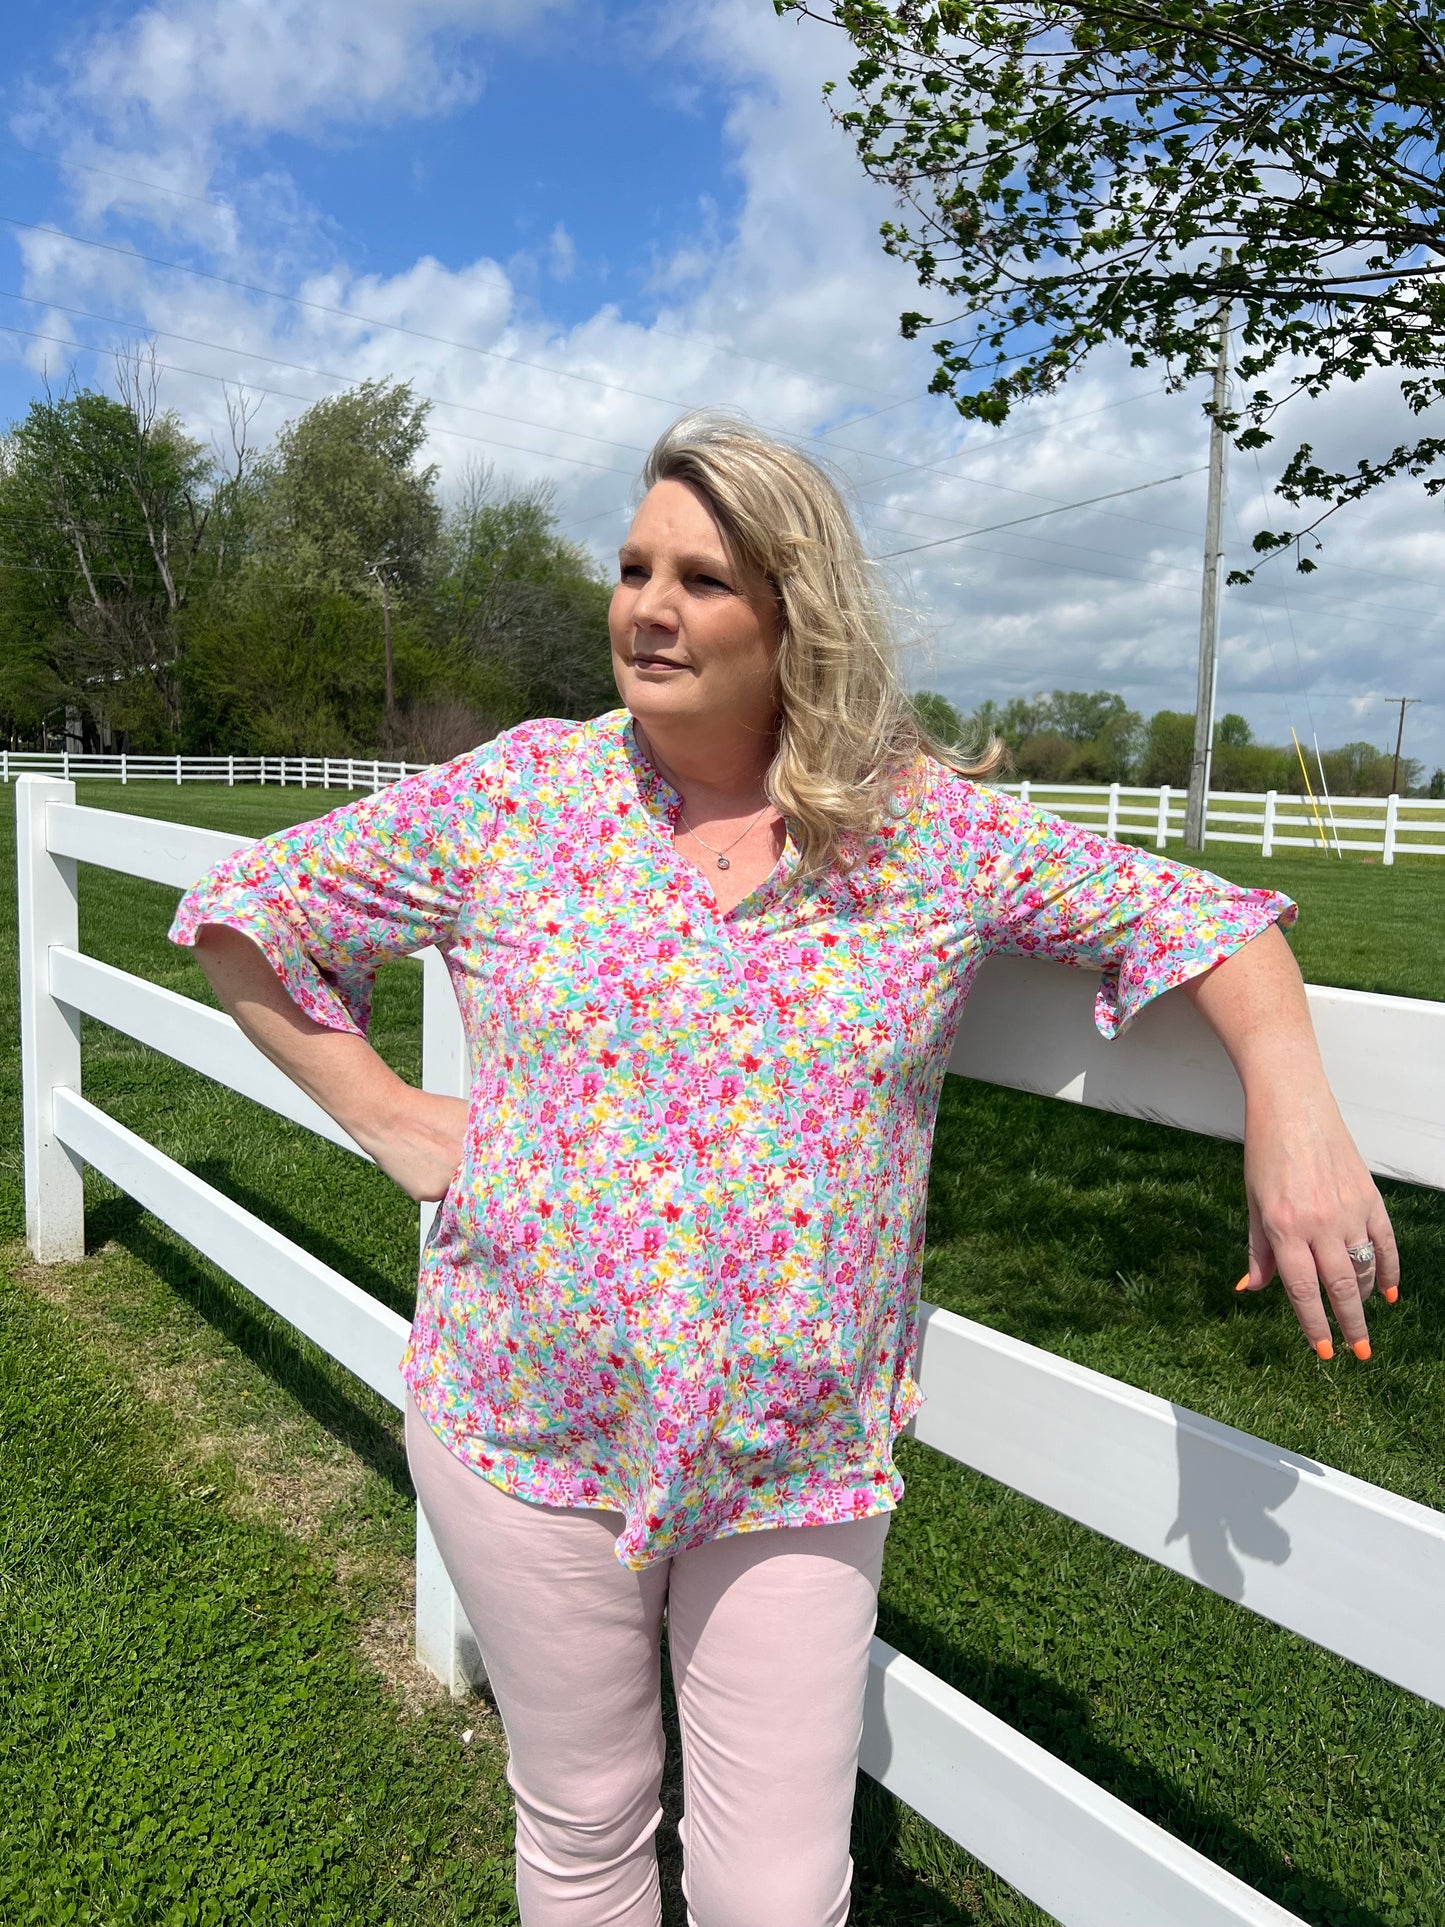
[406,1400,889,1927]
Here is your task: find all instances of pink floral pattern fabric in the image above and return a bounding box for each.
[170,709,1296,1568]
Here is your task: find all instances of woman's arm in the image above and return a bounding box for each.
[193,925,467,1203]
[1180,923,1400,1359]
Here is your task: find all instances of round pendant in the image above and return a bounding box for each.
[717,855,731,869]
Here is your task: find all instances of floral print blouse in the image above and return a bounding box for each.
[170,709,1296,1568]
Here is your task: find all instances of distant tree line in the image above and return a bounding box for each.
[912,690,1439,798]
[0,364,616,762]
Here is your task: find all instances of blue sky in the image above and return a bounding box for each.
[1,0,1441,773]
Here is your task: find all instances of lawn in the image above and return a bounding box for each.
[2,778,1442,1927]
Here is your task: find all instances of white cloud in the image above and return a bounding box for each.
[60,0,553,140]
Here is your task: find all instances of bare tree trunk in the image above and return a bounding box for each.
[381,569,396,748]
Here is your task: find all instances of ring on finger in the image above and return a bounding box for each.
[1346,1240,1376,1267]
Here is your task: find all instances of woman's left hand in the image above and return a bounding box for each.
[1239,1094,1400,1359]
[1181,923,1401,1360]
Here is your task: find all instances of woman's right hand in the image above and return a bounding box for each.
[353,1087,469,1202]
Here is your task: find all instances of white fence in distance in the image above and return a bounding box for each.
[4,748,1443,863]
[18,774,1445,1927]
[1,749,424,792]
[1000,779,1444,865]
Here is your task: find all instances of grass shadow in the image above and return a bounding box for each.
[875,1598,1398,1927]
[88,1193,412,1501]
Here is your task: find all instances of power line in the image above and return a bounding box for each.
[13,205,1445,597]
[8,214,1443,623]
[0,288,653,463]
[0,260,1217,543]
[0,320,638,477]
[0,211,708,415]
[3,321,1438,644]
[873,468,1207,560]
[9,147,926,409]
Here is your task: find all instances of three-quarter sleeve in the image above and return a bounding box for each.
[168,743,507,1036]
[956,784,1297,1038]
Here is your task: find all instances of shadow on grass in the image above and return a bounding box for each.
[873,1599,1396,1927]
[87,1191,412,1502]
[193,1157,421,1320]
[926,1079,1445,1361]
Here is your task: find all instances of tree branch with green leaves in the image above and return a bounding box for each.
[777,0,1445,572]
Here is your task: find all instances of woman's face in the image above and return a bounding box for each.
[609,479,780,744]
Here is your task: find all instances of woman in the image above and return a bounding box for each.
[172,414,1398,1927]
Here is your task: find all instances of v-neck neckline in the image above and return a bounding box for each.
[618,711,797,924]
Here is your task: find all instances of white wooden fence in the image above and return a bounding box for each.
[17,773,1445,1927]
[1000,780,1445,865]
[1,749,424,791]
[5,750,1443,863]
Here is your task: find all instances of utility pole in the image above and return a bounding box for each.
[1386,697,1419,796]
[1184,266,1232,851]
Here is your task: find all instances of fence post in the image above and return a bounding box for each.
[414,946,485,1695]
[175,756,182,786]
[1383,793,1399,867]
[1261,790,1277,858]
[1106,782,1120,839]
[228,755,235,788]
[372,760,380,792]
[1154,786,1170,849]
[1019,779,1030,808]
[18,777,85,1263]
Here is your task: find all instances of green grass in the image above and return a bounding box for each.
[2,779,1443,1926]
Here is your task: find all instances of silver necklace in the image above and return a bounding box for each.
[637,724,774,870]
[675,800,774,870]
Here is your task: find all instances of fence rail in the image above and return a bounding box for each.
[17,774,1445,1926]
[6,751,1443,862]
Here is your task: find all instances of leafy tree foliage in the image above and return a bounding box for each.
[0,384,216,741]
[963,687,1142,779]
[779,0,1445,563]
[909,688,967,742]
[942,691,1420,791]
[435,465,615,728]
[0,376,615,758]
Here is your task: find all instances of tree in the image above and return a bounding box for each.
[1139,709,1195,788]
[910,688,966,742]
[1318,738,1421,796]
[779,1,1445,566]
[1215,713,1253,749]
[259,380,441,745]
[433,464,614,728]
[0,372,218,743]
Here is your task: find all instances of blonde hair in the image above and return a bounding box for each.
[640,412,1005,880]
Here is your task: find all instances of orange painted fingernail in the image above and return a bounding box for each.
[1383,1286,1399,1304]
[1315,1338,1334,1361]
[1353,1338,1372,1362]
[1234,1275,1251,1293]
